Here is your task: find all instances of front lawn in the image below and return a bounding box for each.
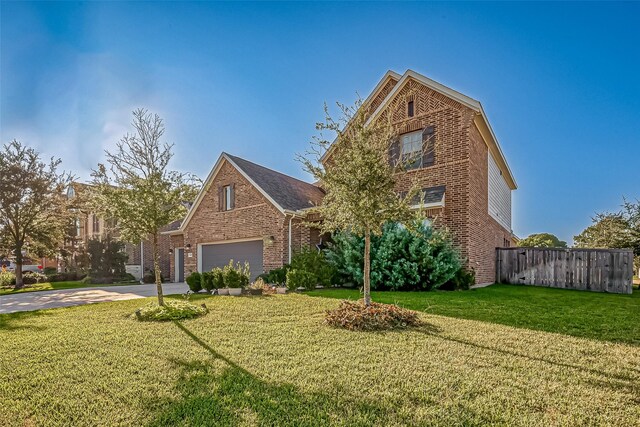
[0,280,138,296]
[0,293,638,426]
[308,284,640,345]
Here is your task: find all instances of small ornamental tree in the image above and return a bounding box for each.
[91,109,199,306]
[0,140,72,288]
[299,98,429,306]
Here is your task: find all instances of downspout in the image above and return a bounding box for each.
[288,215,293,264]
[283,209,305,264]
[140,241,144,281]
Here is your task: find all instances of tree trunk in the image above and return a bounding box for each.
[14,244,24,289]
[363,227,371,306]
[152,233,164,306]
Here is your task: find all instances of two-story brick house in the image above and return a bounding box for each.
[168,69,516,285]
[65,182,176,280]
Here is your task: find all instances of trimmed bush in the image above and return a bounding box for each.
[326,221,461,291]
[43,267,57,275]
[22,272,48,285]
[47,271,87,282]
[222,260,250,288]
[286,269,317,291]
[0,271,16,287]
[135,300,208,321]
[440,267,476,291]
[325,300,421,331]
[186,272,202,292]
[143,270,165,284]
[290,248,336,287]
[259,265,290,285]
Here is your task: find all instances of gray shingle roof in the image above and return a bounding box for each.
[225,153,325,212]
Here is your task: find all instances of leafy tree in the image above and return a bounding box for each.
[574,200,640,273]
[0,140,72,288]
[573,214,631,250]
[91,109,199,305]
[299,98,426,305]
[86,237,128,279]
[518,233,567,248]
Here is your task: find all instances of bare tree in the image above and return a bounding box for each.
[91,109,200,305]
[0,140,72,288]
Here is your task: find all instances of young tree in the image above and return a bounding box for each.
[299,98,427,306]
[0,140,72,288]
[91,109,199,305]
[518,233,567,248]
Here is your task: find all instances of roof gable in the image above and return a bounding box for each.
[365,69,517,189]
[176,153,324,233]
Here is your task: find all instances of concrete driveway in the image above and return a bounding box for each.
[0,283,189,314]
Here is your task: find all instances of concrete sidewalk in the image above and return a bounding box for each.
[0,283,189,314]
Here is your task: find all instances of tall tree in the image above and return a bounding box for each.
[518,233,567,248]
[299,98,427,306]
[574,214,632,250]
[91,109,199,306]
[0,140,72,288]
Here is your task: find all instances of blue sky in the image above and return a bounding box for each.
[2,1,639,244]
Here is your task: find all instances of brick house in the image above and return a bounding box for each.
[65,182,175,280]
[165,153,325,282]
[169,69,516,285]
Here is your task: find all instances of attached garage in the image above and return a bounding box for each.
[198,239,264,280]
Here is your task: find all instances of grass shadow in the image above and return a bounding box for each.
[416,328,639,389]
[0,309,52,331]
[144,322,418,426]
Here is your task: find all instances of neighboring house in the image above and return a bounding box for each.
[169,69,517,285]
[65,182,175,280]
[165,153,325,282]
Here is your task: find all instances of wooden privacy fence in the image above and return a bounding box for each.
[496,247,633,294]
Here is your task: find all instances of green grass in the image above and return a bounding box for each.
[1,292,639,426]
[0,280,138,296]
[307,284,640,345]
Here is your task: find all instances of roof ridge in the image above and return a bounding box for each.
[224,153,318,189]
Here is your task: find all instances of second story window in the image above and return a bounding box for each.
[220,184,235,211]
[407,100,414,117]
[92,216,100,234]
[401,130,422,169]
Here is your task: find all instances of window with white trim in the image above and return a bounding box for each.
[223,185,232,211]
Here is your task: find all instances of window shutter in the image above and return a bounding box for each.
[422,126,435,167]
[230,183,235,209]
[388,137,400,168]
[218,185,223,211]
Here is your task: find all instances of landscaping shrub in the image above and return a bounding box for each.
[22,271,48,285]
[201,271,216,291]
[143,270,165,284]
[81,276,114,285]
[325,300,421,331]
[290,247,336,286]
[43,267,57,275]
[212,267,224,289]
[258,265,290,285]
[186,272,202,292]
[47,271,87,282]
[440,267,476,291]
[222,260,250,288]
[326,221,461,291]
[286,268,318,291]
[0,271,16,287]
[135,300,208,321]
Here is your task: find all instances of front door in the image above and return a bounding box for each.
[176,248,185,282]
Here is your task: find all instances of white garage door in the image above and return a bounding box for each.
[200,240,263,280]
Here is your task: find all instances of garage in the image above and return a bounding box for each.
[199,239,264,280]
